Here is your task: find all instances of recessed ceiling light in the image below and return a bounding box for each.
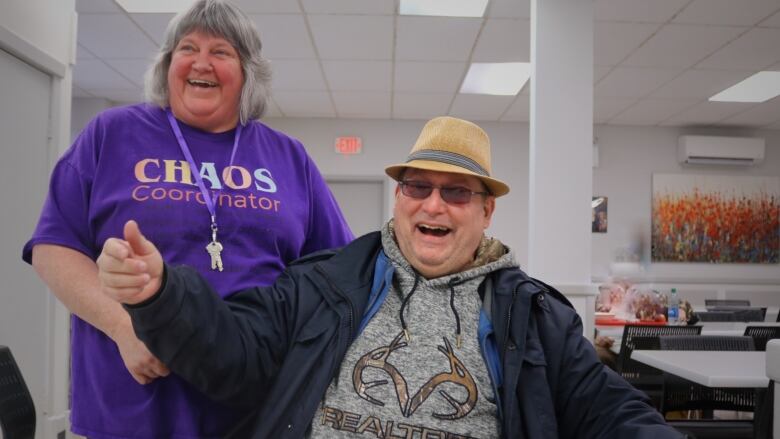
[115,0,196,14]
[399,0,489,18]
[709,71,780,103]
[460,62,531,96]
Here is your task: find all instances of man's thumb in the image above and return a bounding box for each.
[124,220,155,256]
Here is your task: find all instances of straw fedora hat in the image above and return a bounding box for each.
[385,116,510,197]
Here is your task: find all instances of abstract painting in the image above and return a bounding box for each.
[652,174,779,263]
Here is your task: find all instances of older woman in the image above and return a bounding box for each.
[22,1,353,437]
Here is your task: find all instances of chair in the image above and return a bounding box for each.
[705,299,751,308]
[615,325,702,407]
[743,326,780,351]
[659,336,757,439]
[699,308,765,323]
[0,346,36,439]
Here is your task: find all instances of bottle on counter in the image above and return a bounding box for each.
[668,287,679,324]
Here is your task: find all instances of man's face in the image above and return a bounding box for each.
[393,169,495,278]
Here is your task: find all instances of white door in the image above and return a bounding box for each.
[327,179,385,239]
[0,47,54,435]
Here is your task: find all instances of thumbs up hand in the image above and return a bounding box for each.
[98,220,164,305]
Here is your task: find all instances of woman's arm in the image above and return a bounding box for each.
[31,244,169,384]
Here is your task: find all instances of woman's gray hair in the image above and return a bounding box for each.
[144,0,272,123]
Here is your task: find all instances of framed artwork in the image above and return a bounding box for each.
[651,173,779,263]
[592,196,608,233]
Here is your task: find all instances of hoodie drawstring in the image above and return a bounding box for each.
[399,273,420,342]
[399,274,470,349]
[448,276,467,348]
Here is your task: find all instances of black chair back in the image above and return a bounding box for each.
[0,346,36,439]
[659,335,755,351]
[615,325,702,407]
[743,326,780,351]
[705,299,751,308]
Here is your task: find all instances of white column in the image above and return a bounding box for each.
[529,0,596,337]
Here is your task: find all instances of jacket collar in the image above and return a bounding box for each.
[313,231,384,312]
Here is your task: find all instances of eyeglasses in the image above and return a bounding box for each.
[399,180,489,205]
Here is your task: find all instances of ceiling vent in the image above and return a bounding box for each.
[678,135,765,166]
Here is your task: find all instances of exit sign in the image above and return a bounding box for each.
[335,136,363,155]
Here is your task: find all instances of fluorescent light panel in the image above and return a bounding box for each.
[116,0,196,13]
[460,62,530,96]
[400,0,488,18]
[709,71,780,103]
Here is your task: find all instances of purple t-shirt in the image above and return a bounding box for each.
[23,104,353,438]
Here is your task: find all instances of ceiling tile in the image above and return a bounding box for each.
[273,91,335,117]
[594,65,613,84]
[78,14,159,59]
[394,61,466,93]
[332,91,391,118]
[449,94,514,121]
[74,59,138,90]
[96,89,145,103]
[72,86,95,98]
[268,60,326,91]
[472,19,530,62]
[393,93,452,120]
[232,0,301,14]
[623,24,745,69]
[501,95,530,122]
[672,0,779,26]
[487,0,530,18]
[595,67,682,98]
[762,10,780,27]
[323,60,392,91]
[697,27,780,70]
[76,44,96,60]
[659,101,754,126]
[301,0,394,15]
[130,13,174,45]
[76,0,123,14]
[610,99,698,125]
[103,59,150,88]
[594,22,659,66]
[309,15,393,60]
[594,97,638,123]
[594,0,689,23]
[720,97,780,126]
[396,16,482,62]
[648,69,754,100]
[251,15,316,60]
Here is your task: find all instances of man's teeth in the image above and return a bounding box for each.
[187,79,217,87]
[419,224,450,232]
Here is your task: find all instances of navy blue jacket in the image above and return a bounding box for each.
[127,232,683,439]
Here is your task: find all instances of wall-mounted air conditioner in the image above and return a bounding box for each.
[678,135,765,166]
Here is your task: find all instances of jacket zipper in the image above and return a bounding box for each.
[502,289,518,357]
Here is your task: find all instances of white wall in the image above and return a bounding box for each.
[593,125,780,285]
[0,0,75,66]
[1,1,76,437]
[264,117,531,268]
[71,98,113,142]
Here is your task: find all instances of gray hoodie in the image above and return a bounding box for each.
[310,221,518,438]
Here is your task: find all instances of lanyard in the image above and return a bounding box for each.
[165,108,243,271]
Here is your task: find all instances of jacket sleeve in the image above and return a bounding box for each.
[126,264,307,408]
[552,308,684,439]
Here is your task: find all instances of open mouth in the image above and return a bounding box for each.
[187,79,218,88]
[418,224,451,237]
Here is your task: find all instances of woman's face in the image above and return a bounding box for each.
[167,30,244,133]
